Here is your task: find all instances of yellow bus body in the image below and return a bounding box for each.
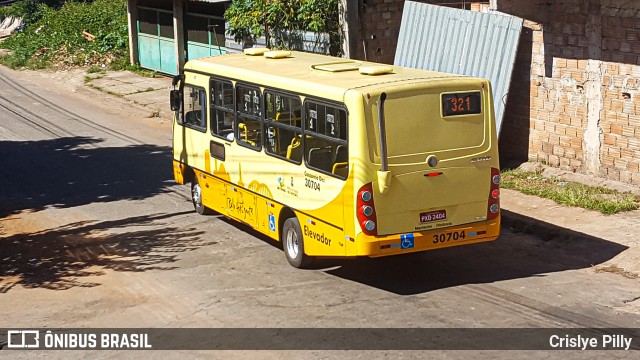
[172,50,500,266]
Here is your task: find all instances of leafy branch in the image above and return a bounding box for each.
[224,0,341,56]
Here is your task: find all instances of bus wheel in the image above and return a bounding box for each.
[282,217,312,268]
[191,178,213,215]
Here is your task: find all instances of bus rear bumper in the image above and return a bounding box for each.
[355,217,501,257]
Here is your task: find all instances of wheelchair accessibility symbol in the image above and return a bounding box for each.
[400,234,414,249]
[268,214,276,232]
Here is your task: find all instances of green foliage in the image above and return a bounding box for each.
[2,0,48,25]
[0,0,129,69]
[501,169,640,215]
[225,0,341,56]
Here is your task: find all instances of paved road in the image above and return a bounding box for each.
[0,67,639,359]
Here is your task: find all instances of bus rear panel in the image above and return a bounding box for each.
[348,79,500,256]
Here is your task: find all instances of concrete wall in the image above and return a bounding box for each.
[498,0,640,185]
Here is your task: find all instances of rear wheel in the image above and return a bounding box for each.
[282,217,312,268]
[191,177,213,215]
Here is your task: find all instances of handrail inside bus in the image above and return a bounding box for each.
[377,92,391,194]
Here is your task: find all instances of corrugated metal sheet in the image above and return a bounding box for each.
[394,1,523,134]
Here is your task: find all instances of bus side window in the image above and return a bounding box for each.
[303,101,348,179]
[210,79,235,141]
[236,85,263,150]
[264,90,302,163]
[182,86,207,131]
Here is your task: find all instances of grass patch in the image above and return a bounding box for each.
[501,169,640,215]
[87,65,104,74]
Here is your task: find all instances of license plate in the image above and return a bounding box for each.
[419,210,446,223]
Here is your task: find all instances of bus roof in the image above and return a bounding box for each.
[184,51,474,102]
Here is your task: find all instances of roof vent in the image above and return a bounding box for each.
[311,60,362,72]
[243,47,270,56]
[359,65,393,76]
[264,50,291,59]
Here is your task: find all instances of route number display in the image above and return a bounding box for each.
[442,92,481,117]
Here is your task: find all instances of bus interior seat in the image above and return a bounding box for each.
[278,129,296,154]
[334,144,347,163]
[308,147,332,172]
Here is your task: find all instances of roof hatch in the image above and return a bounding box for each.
[310,61,362,72]
[310,61,393,75]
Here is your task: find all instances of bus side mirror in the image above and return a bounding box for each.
[170,90,181,111]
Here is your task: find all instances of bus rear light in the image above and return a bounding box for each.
[492,174,501,185]
[364,220,376,231]
[360,190,372,202]
[491,189,500,199]
[357,183,378,236]
[362,205,374,217]
[487,167,500,220]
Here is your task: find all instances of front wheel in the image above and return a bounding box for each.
[282,217,313,268]
[191,177,213,215]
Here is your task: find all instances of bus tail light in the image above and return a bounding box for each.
[487,167,500,220]
[357,183,378,236]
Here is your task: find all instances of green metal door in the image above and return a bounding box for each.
[185,13,227,60]
[137,7,177,75]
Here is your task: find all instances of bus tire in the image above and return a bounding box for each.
[191,178,213,215]
[282,217,312,268]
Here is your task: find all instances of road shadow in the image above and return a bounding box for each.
[0,137,175,218]
[313,210,628,295]
[212,207,628,295]
[0,212,210,292]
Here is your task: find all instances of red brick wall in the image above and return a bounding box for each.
[349,0,405,64]
[500,0,640,185]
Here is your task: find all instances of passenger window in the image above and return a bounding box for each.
[210,79,235,141]
[304,101,348,179]
[181,86,207,131]
[264,91,302,163]
[236,85,262,149]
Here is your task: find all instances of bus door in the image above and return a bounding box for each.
[173,73,209,174]
[221,82,263,227]
[199,77,235,215]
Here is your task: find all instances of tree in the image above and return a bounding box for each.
[225,0,341,56]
